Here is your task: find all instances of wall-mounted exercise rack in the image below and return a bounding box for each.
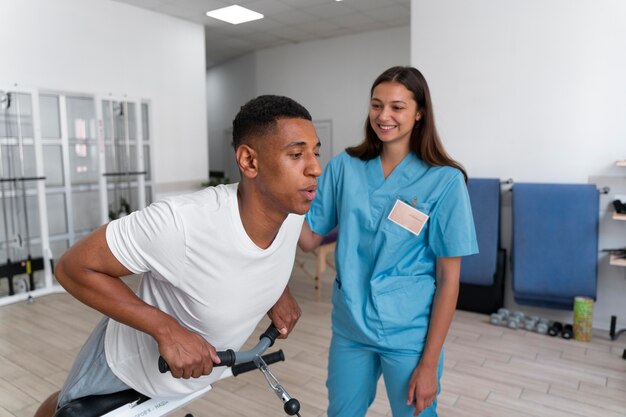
[0,87,54,304]
[0,85,154,306]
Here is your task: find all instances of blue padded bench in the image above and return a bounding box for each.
[457,178,506,314]
[511,183,598,310]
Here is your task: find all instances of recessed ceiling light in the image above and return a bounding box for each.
[206,5,264,25]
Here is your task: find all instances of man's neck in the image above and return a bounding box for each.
[237,186,286,249]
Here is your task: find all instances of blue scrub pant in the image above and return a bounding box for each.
[327,334,442,417]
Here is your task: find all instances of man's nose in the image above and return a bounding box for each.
[307,153,322,177]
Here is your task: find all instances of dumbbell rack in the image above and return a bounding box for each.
[489,308,579,340]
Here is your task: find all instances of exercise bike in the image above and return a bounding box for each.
[54,324,302,417]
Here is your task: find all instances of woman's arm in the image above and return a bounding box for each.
[407,256,461,415]
[298,221,325,252]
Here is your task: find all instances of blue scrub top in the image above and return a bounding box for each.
[306,152,478,351]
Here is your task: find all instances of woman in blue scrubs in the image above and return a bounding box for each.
[300,66,478,417]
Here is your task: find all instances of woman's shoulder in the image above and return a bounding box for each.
[329,151,368,169]
[426,163,464,181]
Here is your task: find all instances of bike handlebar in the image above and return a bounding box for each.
[158,324,281,374]
[232,350,284,376]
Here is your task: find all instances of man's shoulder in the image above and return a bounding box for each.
[163,183,236,212]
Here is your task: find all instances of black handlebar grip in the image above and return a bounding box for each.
[158,349,236,373]
[158,356,170,373]
[261,325,281,347]
[216,349,236,367]
[232,349,285,376]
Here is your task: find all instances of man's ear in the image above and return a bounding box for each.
[236,144,259,178]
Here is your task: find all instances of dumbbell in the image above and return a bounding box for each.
[511,311,525,321]
[561,323,573,339]
[490,312,507,326]
[507,314,522,330]
[535,318,549,334]
[524,316,538,331]
[548,321,563,337]
[490,308,510,326]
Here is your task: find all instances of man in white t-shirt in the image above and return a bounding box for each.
[35,95,322,417]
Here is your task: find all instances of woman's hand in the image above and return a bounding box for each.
[407,362,438,416]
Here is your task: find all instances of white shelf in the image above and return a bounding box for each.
[610,161,626,268]
[610,254,626,267]
[614,212,626,221]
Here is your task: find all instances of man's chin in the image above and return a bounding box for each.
[291,202,312,216]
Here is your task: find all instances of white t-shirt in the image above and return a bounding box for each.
[104,183,303,398]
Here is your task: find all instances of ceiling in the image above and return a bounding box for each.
[112,0,410,68]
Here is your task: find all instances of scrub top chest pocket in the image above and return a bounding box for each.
[382,199,432,247]
[387,199,429,236]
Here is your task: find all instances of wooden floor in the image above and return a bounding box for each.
[1,249,625,417]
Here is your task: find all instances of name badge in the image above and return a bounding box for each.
[387,199,429,237]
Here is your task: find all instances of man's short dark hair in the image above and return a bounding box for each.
[232,95,312,149]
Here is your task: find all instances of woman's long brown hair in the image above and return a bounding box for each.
[346,66,467,181]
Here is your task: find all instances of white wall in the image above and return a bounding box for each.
[412,0,626,182]
[207,26,410,173]
[1,0,208,196]
[255,26,410,155]
[412,0,626,329]
[206,53,256,182]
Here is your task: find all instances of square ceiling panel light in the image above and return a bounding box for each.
[206,5,264,25]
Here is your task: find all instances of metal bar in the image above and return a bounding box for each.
[0,93,11,262]
[123,101,132,213]
[0,176,46,182]
[102,171,146,177]
[15,93,32,258]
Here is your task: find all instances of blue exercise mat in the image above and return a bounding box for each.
[511,183,598,310]
[460,178,500,286]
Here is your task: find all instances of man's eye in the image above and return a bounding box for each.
[290,153,302,159]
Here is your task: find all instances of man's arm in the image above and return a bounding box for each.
[268,221,325,339]
[55,225,220,379]
[267,286,301,339]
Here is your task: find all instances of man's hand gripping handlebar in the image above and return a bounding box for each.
[158,324,302,416]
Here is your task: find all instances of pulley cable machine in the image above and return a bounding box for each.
[105,100,141,221]
[0,91,47,296]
